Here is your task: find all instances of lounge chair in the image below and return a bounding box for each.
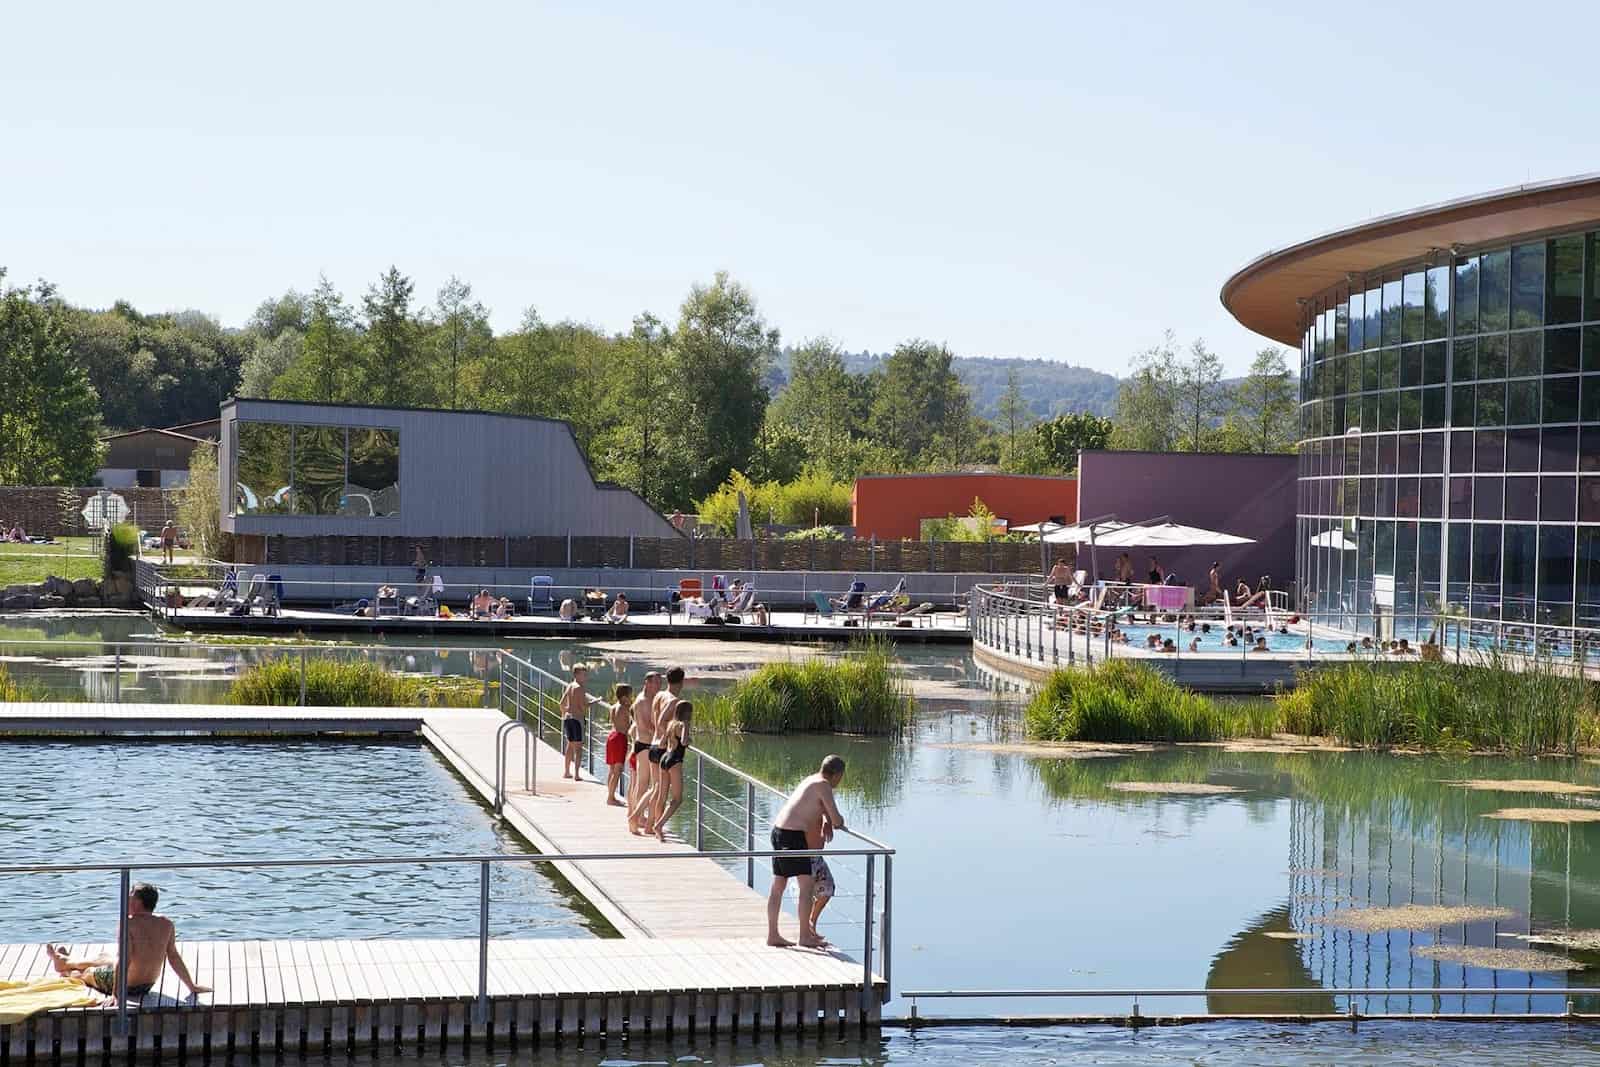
[805,592,837,624]
[726,584,756,614]
[527,575,554,614]
[375,585,400,617]
[213,569,241,614]
[429,575,446,616]
[839,580,867,612]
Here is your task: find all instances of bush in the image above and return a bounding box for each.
[1024,660,1276,743]
[228,657,483,708]
[700,640,911,735]
[782,525,845,541]
[103,522,139,579]
[695,470,852,535]
[0,665,49,701]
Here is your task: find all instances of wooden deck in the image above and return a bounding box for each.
[0,703,886,1057]
[0,937,872,1056]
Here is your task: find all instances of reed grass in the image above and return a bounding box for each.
[227,658,483,708]
[698,639,911,735]
[1023,660,1277,743]
[0,665,53,701]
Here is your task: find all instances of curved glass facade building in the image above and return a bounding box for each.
[1222,176,1600,645]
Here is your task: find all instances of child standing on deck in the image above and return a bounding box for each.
[561,665,588,781]
[604,684,633,806]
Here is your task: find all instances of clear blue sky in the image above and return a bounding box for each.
[5,1,1598,375]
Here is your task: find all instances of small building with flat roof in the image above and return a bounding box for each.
[851,472,1077,541]
[96,427,214,488]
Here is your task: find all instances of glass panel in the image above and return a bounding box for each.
[1335,297,1349,355]
[1380,390,1399,431]
[1394,520,1419,622]
[1402,270,1426,343]
[1446,523,1471,616]
[1478,335,1507,379]
[1397,433,1421,473]
[1364,284,1382,348]
[1452,385,1475,428]
[292,425,345,516]
[1398,388,1422,430]
[1452,338,1477,382]
[1474,381,1505,426]
[1480,249,1510,333]
[1544,376,1579,423]
[1503,476,1537,520]
[1540,476,1576,521]
[1379,348,1399,389]
[1501,524,1537,623]
[1473,476,1503,519]
[1471,523,1501,621]
[1582,375,1600,423]
[1422,432,1446,472]
[1448,475,1472,518]
[1425,265,1451,340]
[1362,348,1380,390]
[1420,477,1443,518]
[346,429,402,517]
[234,422,293,515]
[1549,235,1584,325]
[1579,529,1600,630]
[1542,427,1578,471]
[1400,347,1423,387]
[1423,386,1447,428]
[1396,478,1420,518]
[1349,290,1365,352]
[1548,327,1581,375]
[1586,326,1600,373]
[1510,242,1545,328]
[1506,428,1540,471]
[1475,429,1506,473]
[1580,477,1600,522]
[1588,233,1600,323]
[1378,434,1398,477]
[1382,276,1403,345]
[1454,257,1479,336]
[1538,526,1574,627]
[1423,341,1448,386]
[1449,430,1474,473]
[1583,427,1600,472]
[1509,332,1541,377]
[1507,379,1539,425]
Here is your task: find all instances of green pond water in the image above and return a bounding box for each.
[8,614,1600,1062]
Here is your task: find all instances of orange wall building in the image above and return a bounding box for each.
[851,473,1078,541]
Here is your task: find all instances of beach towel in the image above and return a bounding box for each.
[0,977,101,1023]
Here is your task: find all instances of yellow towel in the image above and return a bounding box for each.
[0,978,102,1023]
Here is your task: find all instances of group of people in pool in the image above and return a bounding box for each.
[559,663,849,949]
[1136,617,1291,654]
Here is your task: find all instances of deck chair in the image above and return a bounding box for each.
[805,591,837,624]
[213,568,241,613]
[839,580,867,612]
[375,585,400,617]
[678,578,703,601]
[894,602,936,627]
[244,574,268,616]
[527,575,554,614]
[427,574,446,616]
[726,584,756,614]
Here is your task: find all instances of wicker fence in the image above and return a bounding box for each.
[0,487,181,537]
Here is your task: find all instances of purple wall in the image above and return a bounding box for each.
[1076,451,1297,596]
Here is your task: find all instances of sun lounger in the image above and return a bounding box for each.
[805,591,837,624]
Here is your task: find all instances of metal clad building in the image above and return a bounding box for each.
[219,399,678,540]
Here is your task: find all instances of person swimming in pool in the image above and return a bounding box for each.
[47,883,209,1002]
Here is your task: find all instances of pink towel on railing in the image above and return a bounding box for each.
[1143,584,1188,611]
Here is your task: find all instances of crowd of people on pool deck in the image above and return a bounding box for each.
[559,662,845,950]
[1046,554,1278,612]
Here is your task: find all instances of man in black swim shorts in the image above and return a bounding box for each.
[766,755,847,948]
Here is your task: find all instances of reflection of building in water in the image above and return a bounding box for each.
[1238,791,1600,1013]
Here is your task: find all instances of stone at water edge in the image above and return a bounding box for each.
[70,577,98,599]
[36,594,66,609]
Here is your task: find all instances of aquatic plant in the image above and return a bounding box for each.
[102,522,139,579]
[698,639,911,735]
[1023,660,1277,743]
[227,657,483,708]
[0,664,53,701]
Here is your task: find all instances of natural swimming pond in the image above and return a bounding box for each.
[0,739,605,943]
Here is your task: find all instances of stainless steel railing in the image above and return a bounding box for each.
[0,846,893,1035]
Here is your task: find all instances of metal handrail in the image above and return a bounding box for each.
[2,845,891,1033]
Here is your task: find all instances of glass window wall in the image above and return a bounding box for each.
[230,421,400,518]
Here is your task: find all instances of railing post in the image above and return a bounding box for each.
[474,860,490,1024]
[299,648,308,706]
[114,866,130,1034]
[880,853,892,995]
[694,753,705,852]
[585,701,595,777]
[862,852,876,1015]
[113,646,122,703]
[745,781,756,888]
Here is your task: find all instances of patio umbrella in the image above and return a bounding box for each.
[1090,522,1255,548]
[1041,520,1131,543]
[735,490,754,540]
[1011,521,1065,534]
[1309,529,1358,551]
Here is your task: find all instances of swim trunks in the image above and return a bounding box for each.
[563,717,583,744]
[605,729,626,765]
[811,856,835,899]
[771,827,810,878]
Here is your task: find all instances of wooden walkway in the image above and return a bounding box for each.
[0,702,886,1058]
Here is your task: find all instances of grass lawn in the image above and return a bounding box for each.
[0,537,103,586]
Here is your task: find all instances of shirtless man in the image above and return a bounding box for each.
[604,683,633,807]
[1046,559,1073,605]
[767,755,846,949]
[47,883,209,1001]
[560,665,588,781]
[627,672,662,833]
[639,667,685,832]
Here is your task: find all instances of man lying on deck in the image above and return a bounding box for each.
[45,883,209,1002]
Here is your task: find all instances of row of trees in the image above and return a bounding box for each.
[0,263,1300,506]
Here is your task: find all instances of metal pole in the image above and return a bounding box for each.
[115,867,130,1033]
[745,781,756,888]
[299,648,307,706]
[113,647,121,703]
[475,860,490,1023]
[862,852,877,1012]
[695,753,705,852]
[881,853,893,994]
[586,700,595,777]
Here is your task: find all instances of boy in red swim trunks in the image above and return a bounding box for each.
[604,683,633,807]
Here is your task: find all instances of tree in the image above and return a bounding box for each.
[0,274,105,485]
[767,338,862,480]
[869,340,973,465]
[1110,337,1177,451]
[239,328,303,397]
[1173,338,1226,451]
[996,366,1030,468]
[595,312,670,504]
[1031,412,1113,472]
[277,275,357,403]
[1231,347,1298,453]
[426,276,491,409]
[177,443,222,559]
[667,272,778,502]
[360,266,420,406]
[247,290,310,339]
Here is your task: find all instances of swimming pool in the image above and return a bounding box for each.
[0,740,604,943]
[1114,622,1351,654]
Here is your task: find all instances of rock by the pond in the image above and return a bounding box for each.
[1,593,37,611]
[36,594,66,608]
[71,577,98,599]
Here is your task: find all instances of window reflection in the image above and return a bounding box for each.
[235,422,293,515]
[230,420,400,518]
